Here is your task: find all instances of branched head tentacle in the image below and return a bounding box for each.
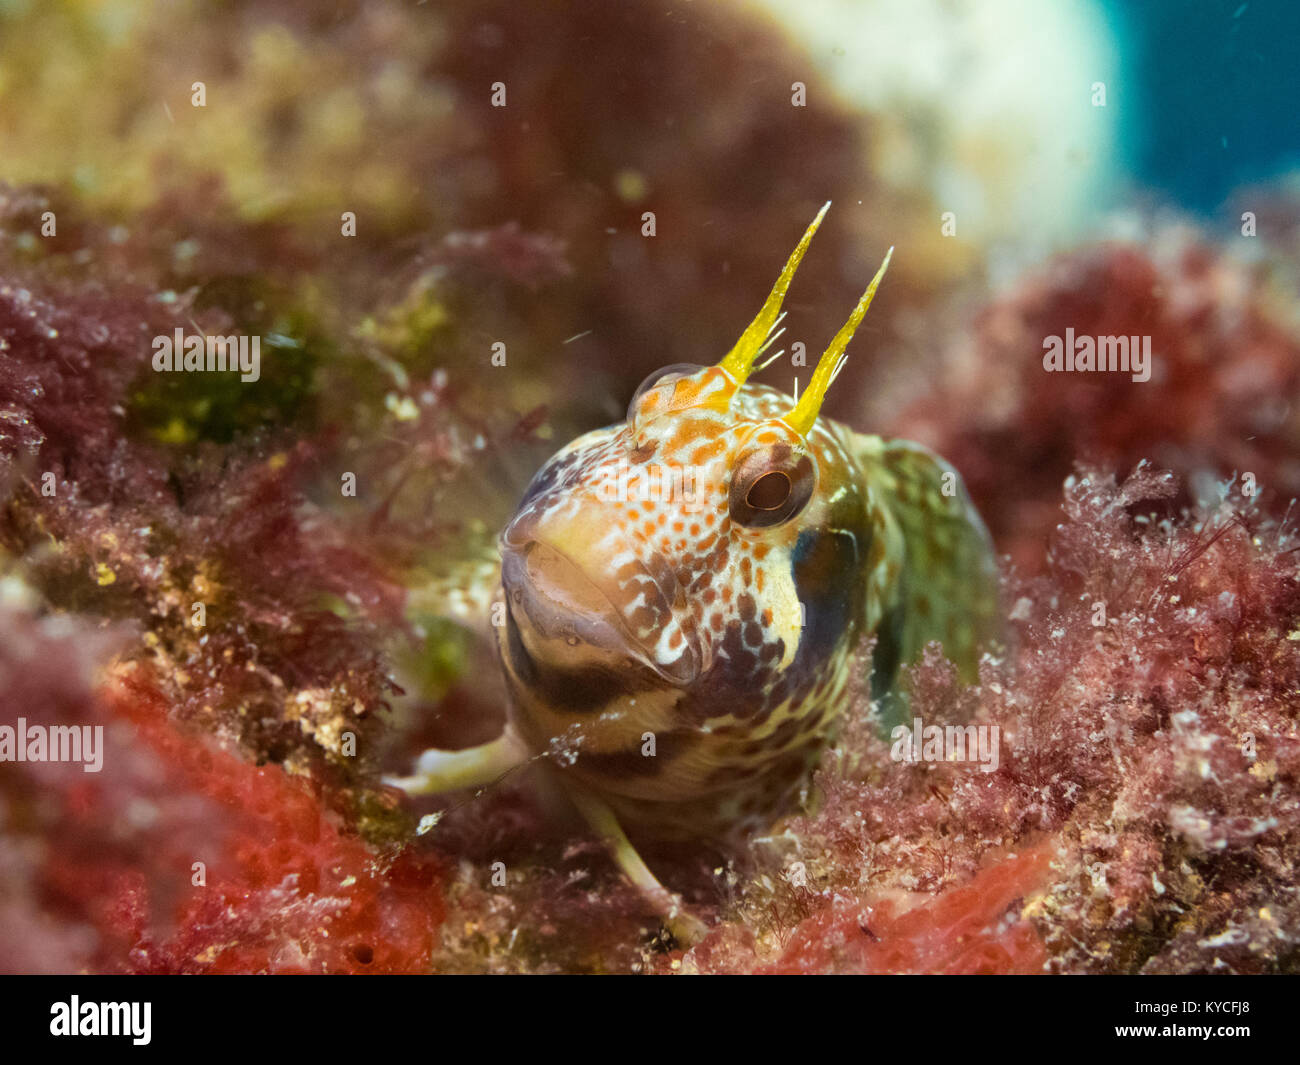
[718,202,830,387]
[783,245,893,437]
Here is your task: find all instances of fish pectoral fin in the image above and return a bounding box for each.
[853,434,1003,716]
[562,780,709,947]
[385,728,531,795]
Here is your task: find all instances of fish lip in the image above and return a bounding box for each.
[500,540,701,686]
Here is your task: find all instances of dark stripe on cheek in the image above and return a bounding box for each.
[504,607,644,716]
[793,527,864,660]
[504,608,537,686]
[574,728,692,778]
[870,596,906,704]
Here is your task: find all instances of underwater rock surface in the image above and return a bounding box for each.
[0,0,1297,974]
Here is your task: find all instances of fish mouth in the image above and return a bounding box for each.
[500,540,702,686]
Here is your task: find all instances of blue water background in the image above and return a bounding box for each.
[1108,0,1300,213]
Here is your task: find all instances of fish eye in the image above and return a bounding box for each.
[729,441,815,529]
[626,363,705,429]
[747,470,791,511]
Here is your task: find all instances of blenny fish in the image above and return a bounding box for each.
[391,204,999,941]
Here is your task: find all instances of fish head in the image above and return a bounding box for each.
[499,205,892,730]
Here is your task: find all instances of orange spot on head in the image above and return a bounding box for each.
[690,439,725,467]
[672,378,704,406]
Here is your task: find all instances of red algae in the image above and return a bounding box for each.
[4,642,444,975]
[887,237,1300,574]
[723,462,1300,974]
[760,844,1057,975]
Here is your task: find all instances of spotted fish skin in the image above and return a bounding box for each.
[495,369,998,844]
